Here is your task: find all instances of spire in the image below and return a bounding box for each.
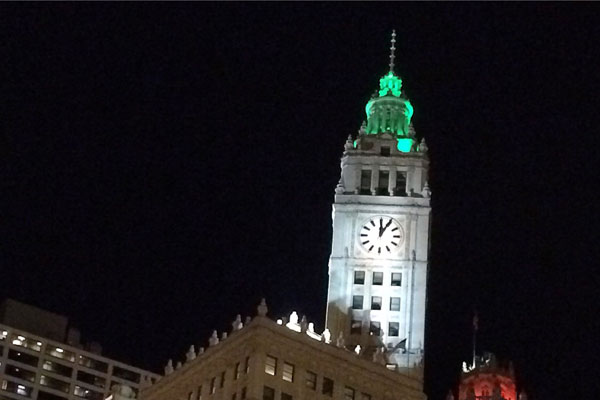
[389,30,397,73]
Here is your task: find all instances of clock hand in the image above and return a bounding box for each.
[378,218,384,237]
[380,219,393,236]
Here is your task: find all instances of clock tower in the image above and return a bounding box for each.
[325,31,431,377]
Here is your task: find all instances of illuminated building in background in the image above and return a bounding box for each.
[325,30,431,377]
[0,299,159,400]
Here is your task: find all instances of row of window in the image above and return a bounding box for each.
[188,356,250,400]
[1,377,104,400]
[263,357,371,399]
[359,169,407,196]
[1,330,140,382]
[351,320,400,337]
[354,271,401,286]
[352,295,400,311]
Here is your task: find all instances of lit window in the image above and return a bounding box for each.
[352,296,363,310]
[46,346,75,362]
[322,377,334,397]
[282,362,294,382]
[372,272,383,285]
[10,334,41,352]
[263,386,275,400]
[391,273,402,286]
[1,330,7,340]
[305,371,317,390]
[281,393,292,400]
[390,297,401,311]
[354,271,365,285]
[370,321,381,336]
[389,322,400,336]
[351,320,362,335]
[234,362,240,380]
[74,385,103,400]
[264,355,277,376]
[371,296,382,310]
[344,386,355,400]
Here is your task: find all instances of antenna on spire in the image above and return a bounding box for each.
[472,311,479,368]
[389,30,397,73]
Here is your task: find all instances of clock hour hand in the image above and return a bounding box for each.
[380,219,393,236]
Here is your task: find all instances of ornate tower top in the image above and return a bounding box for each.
[389,29,397,73]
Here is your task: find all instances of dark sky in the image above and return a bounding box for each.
[2,4,598,400]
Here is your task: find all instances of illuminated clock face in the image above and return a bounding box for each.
[359,217,403,255]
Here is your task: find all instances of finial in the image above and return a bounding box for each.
[185,345,196,362]
[164,359,174,375]
[389,30,397,73]
[232,314,243,331]
[209,330,219,347]
[257,298,268,317]
[322,328,331,344]
[175,361,182,370]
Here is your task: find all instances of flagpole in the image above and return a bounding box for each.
[472,312,478,368]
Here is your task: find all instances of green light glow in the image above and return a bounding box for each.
[378,71,402,97]
[353,140,357,148]
[397,138,413,153]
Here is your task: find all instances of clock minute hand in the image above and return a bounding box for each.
[380,219,393,236]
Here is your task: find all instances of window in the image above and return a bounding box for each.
[380,146,390,156]
[241,387,247,399]
[282,362,294,382]
[377,170,389,195]
[370,321,381,336]
[73,386,103,400]
[10,334,41,352]
[244,356,250,374]
[354,271,365,285]
[391,273,402,286]
[371,296,382,310]
[46,346,75,362]
[78,355,108,373]
[42,360,73,377]
[5,365,36,382]
[196,385,202,400]
[305,371,317,390]
[351,320,362,335]
[361,394,372,400]
[265,355,277,376]
[344,387,355,400]
[390,297,401,311]
[210,378,216,394]
[322,377,334,397]
[40,375,70,393]
[372,272,383,285]
[38,391,68,400]
[263,386,275,400]
[112,366,140,383]
[231,394,237,400]
[281,394,292,400]
[389,322,400,336]
[352,296,363,310]
[2,381,32,397]
[234,362,240,380]
[76,371,105,388]
[220,371,226,388]
[360,170,372,195]
[8,350,39,367]
[395,172,407,196]
[188,392,194,400]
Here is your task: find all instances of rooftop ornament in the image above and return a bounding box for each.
[257,298,268,317]
[208,330,219,347]
[164,359,174,376]
[185,345,196,362]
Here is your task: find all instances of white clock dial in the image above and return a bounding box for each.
[359,217,404,255]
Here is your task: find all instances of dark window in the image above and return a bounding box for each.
[391,273,402,286]
[241,387,247,399]
[42,360,73,377]
[344,387,355,400]
[73,386,103,400]
[220,371,226,388]
[370,321,381,336]
[196,385,202,400]
[371,296,382,310]
[377,170,389,195]
[112,366,140,384]
[210,378,216,394]
[263,386,275,400]
[352,296,363,310]
[389,322,400,336]
[354,271,365,285]
[188,392,193,400]
[395,172,407,196]
[360,170,372,195]
[234,362,240,380]
[351,320,362,335]
[380,146,390,156]
[78,356,108,373]
[40,375,70,393]
[372,272,383,285]
[5,364,36,382]
[38,391,68,400]
[390,297,401,311]
[306,371,317,390]
[361,394,372,400]
[265,355,277,376]
[231,394,237,400]
[8,350,39,367]
[76,370,105,388]
[244,356,250,374]
[282,362,294,382]
[322,377,334,397]
[282,394,292,400]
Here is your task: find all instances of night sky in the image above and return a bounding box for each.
[2,4,598,400]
